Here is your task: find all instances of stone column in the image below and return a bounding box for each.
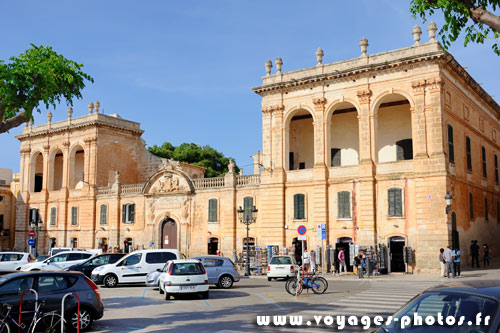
[61,141,70,247]
[261,107,273,172]
[411,80,428,158]
[426,78,445,156]
[272,105,285,171]
[357,90,373,164]
[111,172,122,248]
[313,97,327,167]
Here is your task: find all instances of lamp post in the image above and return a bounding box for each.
[445,192,452,214]
[237,205,258,276]
[29,209,43,257]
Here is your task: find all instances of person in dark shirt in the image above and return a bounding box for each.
[484,244,490,267]
[470,240,480,268]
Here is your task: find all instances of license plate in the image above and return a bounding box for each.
[180,286,195,290]
[275,267,284,269]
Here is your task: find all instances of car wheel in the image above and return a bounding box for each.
[159,284,164,294]
[104,274,118,288]
[218,275,233,289]
[68,307,93,332]
[201,291,209,299]
[165,291,171,300]
[267,277,272,282]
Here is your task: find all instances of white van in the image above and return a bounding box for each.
[91,249,180,287]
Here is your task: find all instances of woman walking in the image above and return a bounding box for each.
[439,248,445,277]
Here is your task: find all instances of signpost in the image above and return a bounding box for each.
[317,224,327,276]
[27,239,35,246]
[297,226,307,271]
[28,230,36,237]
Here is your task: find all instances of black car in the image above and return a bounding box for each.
[377,280,500,332]
[67,253,125,278]
[0,271,104,332]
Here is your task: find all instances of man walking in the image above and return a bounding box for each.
[453,247,461,277]
[471,240,480,268]
[443,245,455,278]
[338,249,347,275]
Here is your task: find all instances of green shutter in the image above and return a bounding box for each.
[71,207,78,225]
[388,189,402,217]
[208,199,217,222]
[243,197,253,220]
[395,189,402,216]
[130,204,135,222]
[122,204,126,223]
[338,192,351,218]
[294,194,305,219]
[388,190,395,216]
[50,207,57,225]
[100,205,107,225]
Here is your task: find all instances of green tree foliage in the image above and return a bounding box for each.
[410,0,500,55]
[148,142,240,178]
[0,45,93,133]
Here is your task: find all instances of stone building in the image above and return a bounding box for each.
[12,23,500,272]
[0,169,17,250]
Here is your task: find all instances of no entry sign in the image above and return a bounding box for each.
[297,225,307,235]
[28,230,35,237]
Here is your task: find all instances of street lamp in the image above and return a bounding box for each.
[445,192,452,214]
[29,209,43,256]
[237,205,258,276]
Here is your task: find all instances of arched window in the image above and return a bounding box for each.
[69,145,85,189]
[32,152,44,192]
[293,194,305,220]
[388,188,403,217]
[337,191,351,219]
[208,199,218,222]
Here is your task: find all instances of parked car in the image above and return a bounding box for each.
[91,249,180,288]
[192,256,240,289]
[48,247,72,256]
[266,255,297,281]
[0,271,103,332]
[158,259,209,300]
[20,251,94,271]
[67,253,125,278]
[0,252,35,270]
[376,280,500,332]
[146,263,166,288]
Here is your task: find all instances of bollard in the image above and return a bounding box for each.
[18,289,38,332]
[61,293,80,333]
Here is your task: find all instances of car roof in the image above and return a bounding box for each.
[423,280,500,299]
[170,259,202,264]
[0,252,29,255]
[51,251,91,256]
[193,256,229,260]
[0,270,85,280]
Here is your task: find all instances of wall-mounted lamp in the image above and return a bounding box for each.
[445,192,452,214]
[284,225,288,230]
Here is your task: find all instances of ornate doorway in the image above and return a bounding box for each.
[161,219,177,249]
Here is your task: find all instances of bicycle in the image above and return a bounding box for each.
[0,301,64,333]
[285,267,328,296]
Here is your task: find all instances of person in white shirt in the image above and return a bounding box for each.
[442,245,455,278]
[302,250,310,272]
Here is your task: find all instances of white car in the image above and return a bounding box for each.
[158,259,209,300]
[20,251,94,271]
[267,255,298,281]
[91,249,179,288]
[0,252,35,270]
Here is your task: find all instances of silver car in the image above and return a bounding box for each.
[192,256,240,289]
[146,262,167,287]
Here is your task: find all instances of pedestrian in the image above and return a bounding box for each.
[216,249,221,256]
[303,249,310,273]
[338,249,347,275]
[443,245,455,278]
[483,244,490,267]
[310,250,316,274]
[453,247,461,277]
[355,254,363,278]
[471,240,480,268]
[439,248,446,277]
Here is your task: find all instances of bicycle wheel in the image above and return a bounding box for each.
[0,321,11,333]
[31,313,64,333]
[285,278,298,296]
[316,276,328,290]
[311,277,327,294]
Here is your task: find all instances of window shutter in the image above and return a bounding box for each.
[469,193,474,219]
[344,192,351,218]
[485,198,488,221]
[482,146,487,178]
[338,192,344,218]
[71,207,78,225]
[294,194,305,219]
[448,125,454,163]
[388,190,394,216]
[122,204,126,223]
[208,199,217,222]
[466,137,472,171]
[395,189,402,216]
[50,207,57,225]
[294,194,299,219]
[495,155,498,183]
[244,197,253,220]
[331,148,341,167]
[130,204,135,222]
[100,205,107,225]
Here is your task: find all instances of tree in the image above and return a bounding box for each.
[0,45,93,133]
[410,0,500,55]
[148,142,240,178]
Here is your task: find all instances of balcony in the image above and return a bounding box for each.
[285,169,314,182]
[376,160,414,175]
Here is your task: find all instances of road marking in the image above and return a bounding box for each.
[203,299,211,307]
[255,293,287,311]
[141,287,146,300]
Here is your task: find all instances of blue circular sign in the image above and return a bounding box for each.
[297,225,307,235]
[27,239,35,246]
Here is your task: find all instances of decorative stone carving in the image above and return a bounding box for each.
[42,144,50,151]
[315,48,324,65]
[19,147,31,154]
[427,77,444,91]
[114,171,121,184]
[67,107,73,119]
[275,57,283,73]
[428,21,437,41]
[411,80,426,94]
[463,105,470,121]
[445,91,451,106]
[493,129,497,142]
[262,104,284,114]
[265,59,272,76]
[360,38,368,56]
[181,200,189,219]
[147,200,156,221]
[151,173,186,194]
[228,158,235,173]
[479,118,485,132]
[412,25,422,44]
[357,89,372,104]
[313,97,327,110]
[88,102,94,114]
[47,112,53,124]
[159,158,181,172]
[94,100,100,113]
[62,141,70,147]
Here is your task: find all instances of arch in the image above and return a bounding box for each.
[69,144,85,189]
[371,90,416,115]
[30,151,44,192]
[284,107,315,170]
[143,168,195,195]
[326,100,360,167]
[374,93,413,163]
[48,147,64,191]
[160,218,178,249]
[388,235,406,272]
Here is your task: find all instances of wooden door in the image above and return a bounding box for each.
[161,219,177,249]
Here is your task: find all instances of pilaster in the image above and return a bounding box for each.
[411,80,428,158]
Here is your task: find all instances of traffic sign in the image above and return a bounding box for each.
[317,224,327,240]
[297,225,307,235]
[28,230,36,237]
[28,239,35,246]
[298,235,307,241]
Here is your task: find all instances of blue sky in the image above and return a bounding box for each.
[1,0,499,174]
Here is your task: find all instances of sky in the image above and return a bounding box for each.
[1,0,499,174]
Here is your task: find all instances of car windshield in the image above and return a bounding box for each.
[171,262,204,275]
[380,291,498,332]
[270,257,292,265]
